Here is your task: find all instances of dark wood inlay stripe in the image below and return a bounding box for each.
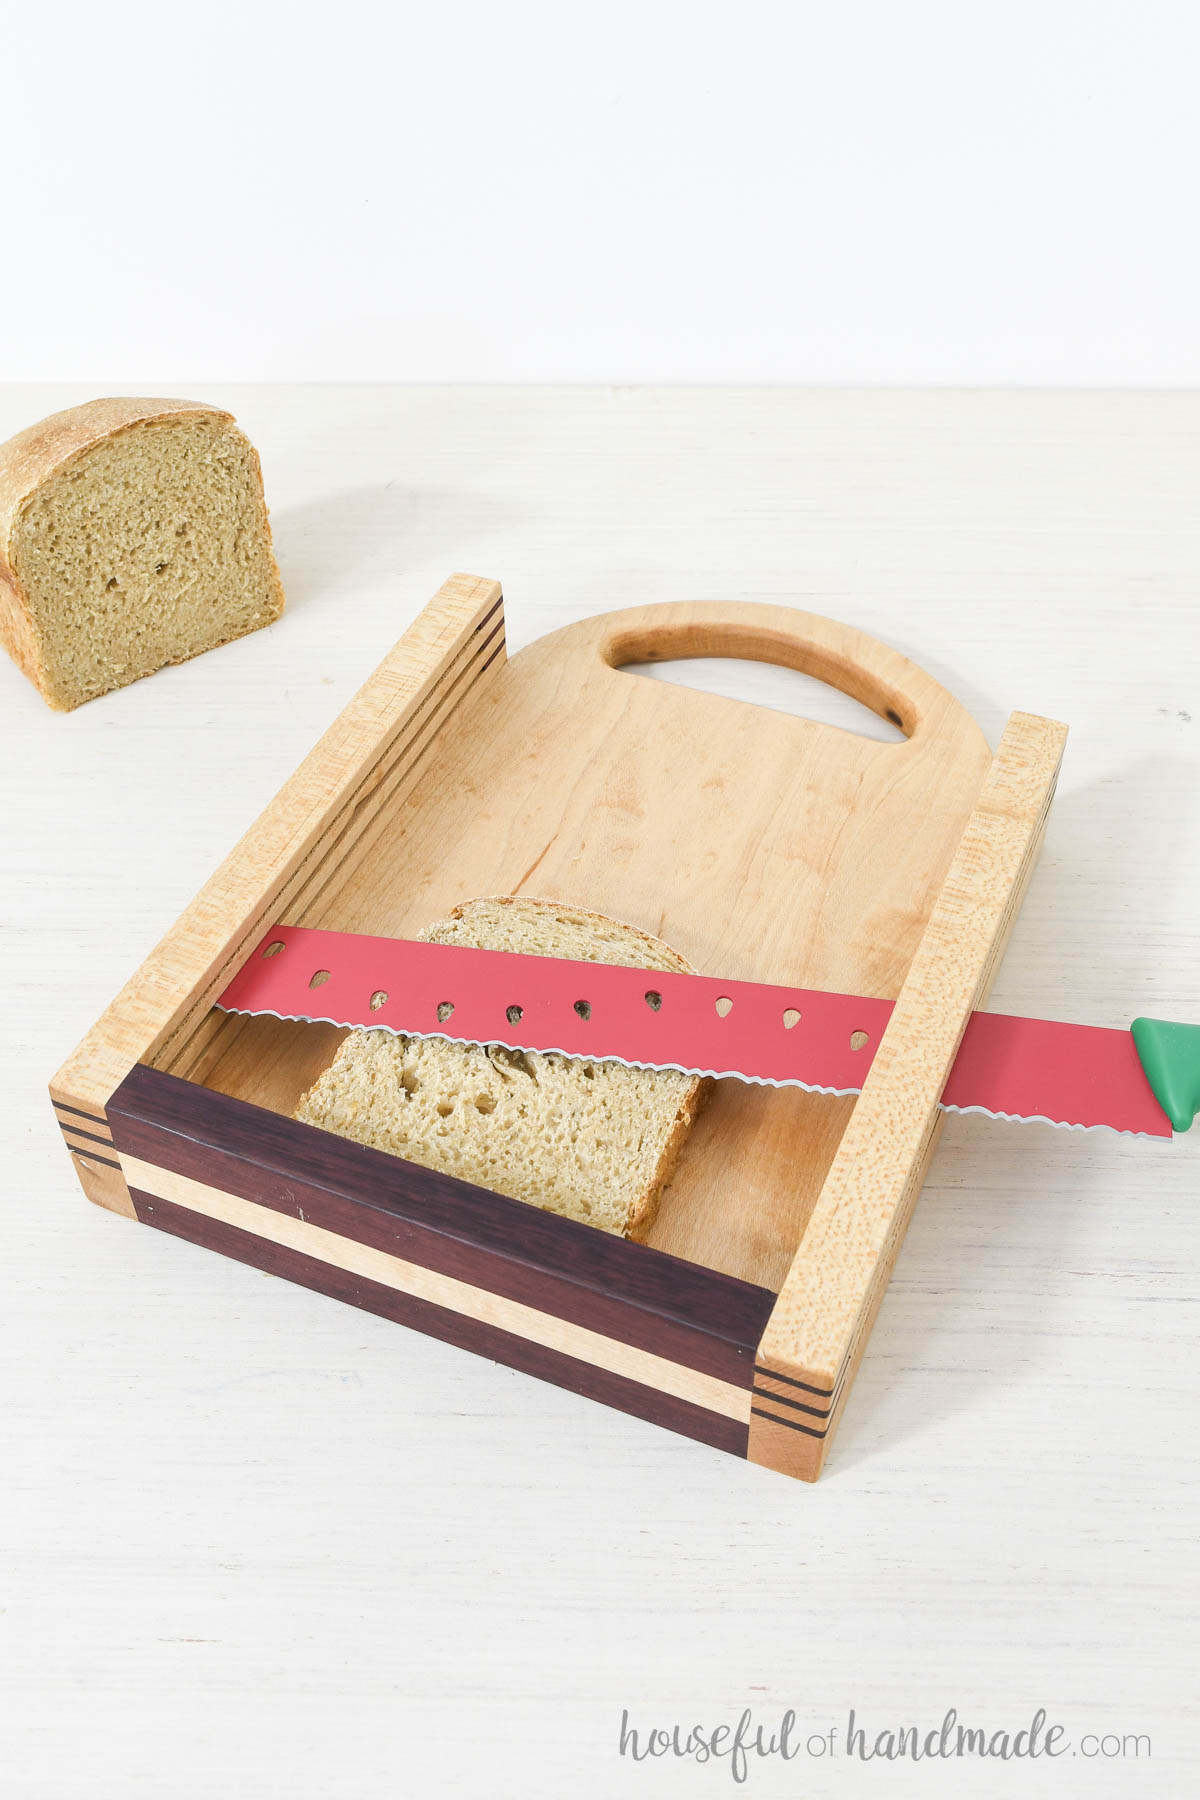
[58,1121,116,1150]
[244,629,505,952]
[151,600,505,1082]
[463,617,504,667]
[751,1384,832,1421]
[751,1403,829,1440]
[473,595,504,635]
[253,618,504,933]
[110,1065,775,1389]
[53,1101,109,1128]
[134,1189,748,1459]
[473,613,504,651]
[753,1363,837,1399]
[67,1142,122,1171]
[753,1362,850,1425]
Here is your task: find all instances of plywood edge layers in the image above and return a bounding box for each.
[749,710,1068,1481]
[50,573,505,1216]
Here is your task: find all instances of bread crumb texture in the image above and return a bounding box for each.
[0,401,284,710]
[295,897,708,1237]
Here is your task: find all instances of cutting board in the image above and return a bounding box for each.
[52,575,1065,1480]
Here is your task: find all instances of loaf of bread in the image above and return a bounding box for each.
[295,897,709,1238]
[0,397,285,710]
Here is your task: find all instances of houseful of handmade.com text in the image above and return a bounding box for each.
[618,1707,1150,1782]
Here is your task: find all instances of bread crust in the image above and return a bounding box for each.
[0,560,48,693]
[435,893,696,974]
[0,397,284,710]
[624,1076,710,1241]
[428,894,712,1237]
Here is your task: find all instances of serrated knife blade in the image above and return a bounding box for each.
[215,926,1184,1140]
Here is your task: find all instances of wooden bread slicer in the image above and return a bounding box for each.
[52,573,1089,1482]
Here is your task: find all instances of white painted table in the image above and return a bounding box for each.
[6,388,1198,1799]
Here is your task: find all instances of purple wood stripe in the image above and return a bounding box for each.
[68,1143,123,1171]
[53,1100,109,1127]
[58,1120,116,1151]
[753,1362,836,1399]
[473,594,503,634]
[109,1065,774,1388]
[751,1404,829,1440]
[465,614,503,664]
[751,1384,833,1421]
[753,1361,850,1419]
[133,1189,748,1459]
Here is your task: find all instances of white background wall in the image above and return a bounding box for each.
[6,0,1199,384]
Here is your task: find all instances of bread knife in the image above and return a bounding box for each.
[215,925,1200,1139]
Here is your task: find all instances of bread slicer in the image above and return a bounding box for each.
[52,575,1196,1481]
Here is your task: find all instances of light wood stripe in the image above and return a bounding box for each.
[55,1109,114,1143]
[752,1381,835,1421]
[751,1403,829,1439]
[62,1131,122,1169]
[119,1154,751,1423]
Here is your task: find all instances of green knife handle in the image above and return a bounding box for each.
[1131,1018,1200,1133]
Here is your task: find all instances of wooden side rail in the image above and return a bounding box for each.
[749,711,1068,1480]
[50,574,506,1217]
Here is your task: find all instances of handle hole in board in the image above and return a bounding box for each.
[309,970,332,990]
[437,1000,455,1023]
[370,990,388,1012]
[614,657,908,743]
[506,1004,524,1025]
[849,1030,870,1052]
[262,941,286,958]
[783,1007,801,1029]
[574,1000,592,1021]
[715,996,733,1018]
[644,990,663,1012]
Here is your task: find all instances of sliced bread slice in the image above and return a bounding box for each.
[0,397,285,710]
[294,896,708,1238]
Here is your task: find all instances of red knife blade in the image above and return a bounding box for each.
[215,925,1179,1140]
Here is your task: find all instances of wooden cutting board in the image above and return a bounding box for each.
[54,575,1064,1480]
[193,593,994,1292]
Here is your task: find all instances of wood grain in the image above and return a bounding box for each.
[108,1063,775,1394]
[196,599,994,1294]
[750,709,1067,1479]
[134,1189,751,1456]
[49,572,505,1214]
[125,1166,751,1424]
[54,578,1032,1481]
